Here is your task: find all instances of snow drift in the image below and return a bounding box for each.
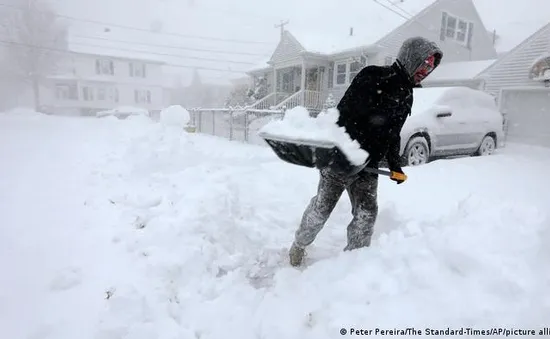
[1,110,549,339]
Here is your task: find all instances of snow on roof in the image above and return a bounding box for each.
[286,0,438,55]
[426,59,497,81]
[247,58,272,73]
[473,0,550,53]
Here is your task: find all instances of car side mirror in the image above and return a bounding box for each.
[436,112,452,118]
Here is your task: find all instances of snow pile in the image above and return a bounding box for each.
[96,106,149,118]
[2,113,550,338]
[258,106,369,165]
[1,106,46,118]
[159,105,191,128]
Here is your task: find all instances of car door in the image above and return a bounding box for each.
[453,108,486,149]
[430,110,468,156]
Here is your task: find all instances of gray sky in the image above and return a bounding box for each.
[52,0,550,86]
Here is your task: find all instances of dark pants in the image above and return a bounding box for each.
[294,167,378,251]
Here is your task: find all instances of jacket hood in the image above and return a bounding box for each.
[396,36,443,79]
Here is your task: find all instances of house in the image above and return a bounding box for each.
[39,49,171,116]
[422,0,550,93]
[245,0,499,113]
[474,22,550,148]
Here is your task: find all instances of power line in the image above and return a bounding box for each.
[73,34,271,57]
[0,39,251,74]
[67,41,258,65]
[0,2,273,45]
[381,0,416,18]
[372,0,411,21]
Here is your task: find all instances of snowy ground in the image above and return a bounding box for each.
[1,110,549,339]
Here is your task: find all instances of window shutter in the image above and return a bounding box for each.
[467,22,474,49]
[440,12,448,41]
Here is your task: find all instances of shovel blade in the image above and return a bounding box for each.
[259,132,366,175]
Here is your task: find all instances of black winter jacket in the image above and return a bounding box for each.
[336,61,417,171]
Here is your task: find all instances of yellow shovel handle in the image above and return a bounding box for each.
[390,171,407,181]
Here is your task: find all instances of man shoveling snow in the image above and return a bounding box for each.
[288,37,443,266]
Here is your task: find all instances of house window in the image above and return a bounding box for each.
[98,87,119,102]
[95,59,114,75]
[456,20,468,42]
[349,61,363,81]
[336,64,346,85]
[97,87,106,100]
[327,63,334,89]
[82,86,94,101]
[55,83,77,100]
[446,16,457,38]
[129,63,147,78]
[333,56,368,86]
[107,88,119,102]
[441,12,473,46]
[134,89,151,103]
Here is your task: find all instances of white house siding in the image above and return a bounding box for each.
[375,0,498,65]
[480,24,550,98]
[41,52,167,115]
[40,79,165,114]
[269,32,305,65]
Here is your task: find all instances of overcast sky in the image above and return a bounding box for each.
[52,0,550,86]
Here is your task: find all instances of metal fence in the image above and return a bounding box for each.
[187,108,286,146]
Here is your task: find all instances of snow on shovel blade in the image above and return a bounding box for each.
[259,131,365,174]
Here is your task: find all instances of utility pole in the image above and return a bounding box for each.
[274,20,289,38]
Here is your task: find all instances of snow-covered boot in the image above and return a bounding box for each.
[289,242,305,267]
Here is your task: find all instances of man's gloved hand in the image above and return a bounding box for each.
[389,166,407,184]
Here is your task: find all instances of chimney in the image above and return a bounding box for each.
[350,27,354,36]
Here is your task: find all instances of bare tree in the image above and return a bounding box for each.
[0,0,68,111]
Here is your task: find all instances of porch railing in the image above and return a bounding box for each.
[248,91,292,110]
[274,90,325,111]
[248,92,276,110]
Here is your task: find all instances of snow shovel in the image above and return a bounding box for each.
[259,132,407,181]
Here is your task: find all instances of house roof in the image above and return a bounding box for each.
[426,59,497,81]
[473,0,550,53]
[285,0,439,55]
[247,58,272,74]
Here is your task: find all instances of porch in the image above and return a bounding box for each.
[249,61,330,113]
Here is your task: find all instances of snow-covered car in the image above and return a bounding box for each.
[96,106,150,119]
[397,86,505,167]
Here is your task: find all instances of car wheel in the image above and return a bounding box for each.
[404,136,430,166]
[476,135,496,156]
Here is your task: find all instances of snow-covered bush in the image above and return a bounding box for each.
[160,105,191,128]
